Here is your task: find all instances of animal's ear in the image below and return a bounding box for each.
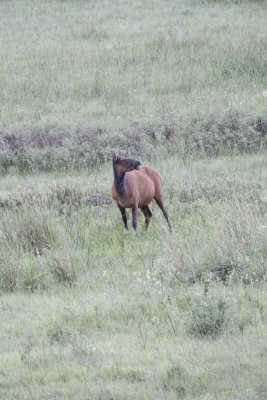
[113,154,118,163]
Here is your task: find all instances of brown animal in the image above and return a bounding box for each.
[111,155,172,232]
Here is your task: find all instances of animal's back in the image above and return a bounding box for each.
[111,165,163,208]
[139,166,163,200]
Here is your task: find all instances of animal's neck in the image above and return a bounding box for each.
[113,168,126,194]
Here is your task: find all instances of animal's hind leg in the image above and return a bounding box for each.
[118,204,128,230]
[132,204,138,231]
[141,206,152,230]
[155,198,172,233]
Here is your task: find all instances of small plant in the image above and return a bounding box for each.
[46,248,76,285]
[163,362,187,397]
[187,294,228,338]
[0,249,19,291]
[207,259,237,283]
[47,321,69,345]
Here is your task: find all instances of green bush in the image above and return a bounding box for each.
[187,294,228,337]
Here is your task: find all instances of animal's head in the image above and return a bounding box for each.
[113,155,141,173]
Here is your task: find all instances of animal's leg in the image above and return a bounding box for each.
[141,206,152,230]
[132,204,138,231]
[155,198,172,233]
[118,204,128,230]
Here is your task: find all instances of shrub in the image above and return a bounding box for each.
[207,259,237,283]
[0,110,265,174]
[187,294,228,338]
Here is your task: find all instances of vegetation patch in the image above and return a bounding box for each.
[187,294,228,338]
[0,111,266,173]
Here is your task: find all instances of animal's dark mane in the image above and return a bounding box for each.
[113,166,126,194]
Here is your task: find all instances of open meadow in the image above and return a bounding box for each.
[0,0,267,399]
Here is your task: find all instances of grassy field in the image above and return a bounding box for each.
[0,0,267,399]
[0,153,266,399]
[0,0,266,171]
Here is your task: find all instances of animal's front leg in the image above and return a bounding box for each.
[118,204,128,230]
[132,205,138,231]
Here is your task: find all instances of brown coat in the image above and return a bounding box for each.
[111,156,172,232]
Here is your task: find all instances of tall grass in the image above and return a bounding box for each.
[0,0,266,172]
[0,153,265,292]
[0,161,266,398]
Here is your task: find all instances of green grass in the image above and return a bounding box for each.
[0,0,267,398]
[0,0,266,172]
[1,0,266,130]
[1,286,266,399]
[0,152,267,399]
